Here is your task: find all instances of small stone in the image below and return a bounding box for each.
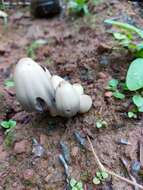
[44,174,52,183]
[131,160,141,173]
[99,55,110,66]
[71,146,79,157]
[40,159,48,169]
[98,72,107,79]
[23,169,34,180]
[32,140,45,157]
[104,91,112,98]
[14,140,28,154]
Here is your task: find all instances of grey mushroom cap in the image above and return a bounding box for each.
[14,58,55,112]
[55,81,80,117]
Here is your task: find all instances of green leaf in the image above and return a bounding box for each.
[0,121,10,129]
[128,111,137,118]
[101,171,109,179]
[132,95,143,107]
[93,177,101,185]
[72,187,78,190]
[96,171,102,180]
[113,32,128,40]
[104,19,143,39]
[126,58,143,91]
[76,181,83,189]
[108,79,119,90]
[138,106,143,112]
[8,120,16,128]
[70,178,77,187]
[4,79,15,87]
[83,4,89,15]
[96,121,102,128]
[112,91,125,99]
[0,120,16,129]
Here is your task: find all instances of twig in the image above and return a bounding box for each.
[87,136,143,190]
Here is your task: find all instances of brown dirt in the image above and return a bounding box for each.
[0,0,143,189]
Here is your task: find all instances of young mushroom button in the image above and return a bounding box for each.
[55,81,80,117]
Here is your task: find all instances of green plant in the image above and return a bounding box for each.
[26,39,47,59]
[93,171,108,185]
[69,178,84,190]
[128,111,137,119]
[132,94,143,112]
[67,0,89,15]
[96,120,107,128]
[104,19,143,58]
[0,119,16,148]
[126,58,143,91]
[0,119,16,129]
[4,79,15,87]
[108,79,125,100]
[104,19,143,115]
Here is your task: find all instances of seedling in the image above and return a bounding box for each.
[93,171,109,185]
[4,79,15,88]
[96,120,107,128]
[26,39,48,59]
[104,19,143,58]
[0,119,16,129]
[128,111,137,119]
[69,178,84,190]
[67,0,89,15]
[0,119,16,148]
[107,79,125,100]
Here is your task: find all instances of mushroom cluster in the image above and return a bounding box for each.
[14,58,92,117]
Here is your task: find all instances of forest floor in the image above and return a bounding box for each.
[0,0,143,189]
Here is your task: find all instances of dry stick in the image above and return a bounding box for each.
[87,136,143,190]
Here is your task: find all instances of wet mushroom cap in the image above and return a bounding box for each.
[14,58,55,112]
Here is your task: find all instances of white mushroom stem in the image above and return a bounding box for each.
[79,94,92,113]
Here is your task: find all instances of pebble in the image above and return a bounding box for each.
[14,140,28,154]
[98,72,107,79]
[71,146,79,157]
[104,91,112,98]
[23,169,34,180]
[131,160,141,173]
[44,174,52,183]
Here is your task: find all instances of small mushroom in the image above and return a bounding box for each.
[79,94,92,113]
[73,83,84,96]
[14,58,55,112]
[55,81,80,117]
[51,75,64,90]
